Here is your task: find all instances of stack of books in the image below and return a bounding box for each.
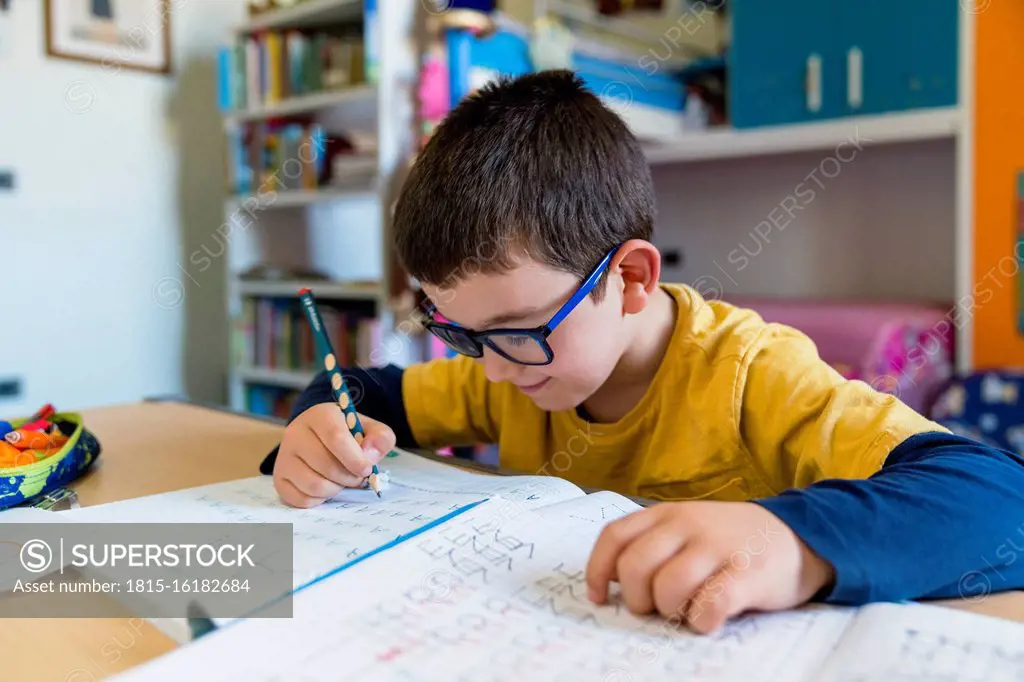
[234,297,381,373]
[224,121,328,196]
[218,30,367,112]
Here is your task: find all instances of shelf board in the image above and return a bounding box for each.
[235,366,318,390]
[223,86,376,123]
[225,186,375,210]
[237,0,363,33]
[643,107,962,165]
[235,279,382,300]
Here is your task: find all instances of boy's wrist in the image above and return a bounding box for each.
[798,539,836,600]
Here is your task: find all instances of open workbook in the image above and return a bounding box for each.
[57,451,1024,681]
[60,450,624,590]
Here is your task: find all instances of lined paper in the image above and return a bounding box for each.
[108,498,857,682]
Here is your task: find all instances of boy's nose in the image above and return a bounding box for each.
[480,347,521,384]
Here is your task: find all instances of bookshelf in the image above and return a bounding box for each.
[219,0,418,416]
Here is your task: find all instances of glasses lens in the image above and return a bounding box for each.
[429,325,481,357]
[484,334,550,365]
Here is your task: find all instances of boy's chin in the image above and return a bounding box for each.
[520,385,582,412]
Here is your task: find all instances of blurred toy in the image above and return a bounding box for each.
[417,3,495,147]
[0,403,72,465]
[418,45,450,145]
[5,428,66,450]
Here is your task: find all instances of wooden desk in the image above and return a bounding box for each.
[1,401,1022,680]
[0,401,283,681]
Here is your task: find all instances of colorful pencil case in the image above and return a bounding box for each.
[0,412,101,510]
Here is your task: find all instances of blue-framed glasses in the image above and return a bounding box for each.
[422,246,620,366]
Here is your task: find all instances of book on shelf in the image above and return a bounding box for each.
[245,384,301,420]
[224,120,376,197]
[224,120,328,196]
[233,296,380,374]
[217,25,368,112]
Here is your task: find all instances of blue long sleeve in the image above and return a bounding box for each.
[259,364,417,474]
[756,432,1024,604]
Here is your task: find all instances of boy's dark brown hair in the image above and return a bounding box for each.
[393,69,655,300]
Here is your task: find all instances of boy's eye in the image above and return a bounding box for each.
[503,336,529,346]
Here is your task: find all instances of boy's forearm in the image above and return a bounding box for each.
[754,432,1024,604]
[258,364,418,474]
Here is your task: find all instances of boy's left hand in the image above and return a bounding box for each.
[585,501,834,634]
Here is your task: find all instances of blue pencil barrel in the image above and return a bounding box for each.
[297,289,365,439]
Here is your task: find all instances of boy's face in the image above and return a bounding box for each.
[423,255,631,412]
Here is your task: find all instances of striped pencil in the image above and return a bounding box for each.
[297,288,382,497]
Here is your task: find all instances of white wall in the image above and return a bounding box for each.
[0,0,244,417]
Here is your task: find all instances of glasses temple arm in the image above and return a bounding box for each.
[546,248,618,331]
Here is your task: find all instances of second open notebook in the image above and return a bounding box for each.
[104,492,1024,682]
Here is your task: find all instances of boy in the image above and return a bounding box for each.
[262,70,1024,633]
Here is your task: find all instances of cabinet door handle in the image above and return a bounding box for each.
[847,47,863,109]
[806,54,822,112]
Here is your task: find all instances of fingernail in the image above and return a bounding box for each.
[587,586,599,603]
[360,463,374,477]
[364,447,382,462]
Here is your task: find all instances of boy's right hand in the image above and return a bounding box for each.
[273,403,395,508]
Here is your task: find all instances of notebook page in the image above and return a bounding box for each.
[61,451,583,590]
[376,449,585,504]
[814,601,1024,682]
[533,489,643,524]
[0,508,66,523]
[109,497,856,682]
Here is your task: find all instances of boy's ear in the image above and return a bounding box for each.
[614,240,661,315]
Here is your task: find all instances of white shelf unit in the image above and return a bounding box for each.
[645,119,960,304]
[223,0,418,413]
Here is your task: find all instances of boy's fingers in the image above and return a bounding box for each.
[586,506,669,604]
[614,521,690,615]
[288,462,345,501]
[312,419,374,477]
[296,432,365,487]
[278,477,326,509]
[651,542,722,620]
[686,564,749,634]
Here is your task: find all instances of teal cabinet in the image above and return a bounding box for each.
[729,1,959,128]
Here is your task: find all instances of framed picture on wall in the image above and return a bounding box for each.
[45,0,171,74]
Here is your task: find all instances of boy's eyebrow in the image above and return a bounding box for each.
[478,306,547,328]
[481,294,572,328]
